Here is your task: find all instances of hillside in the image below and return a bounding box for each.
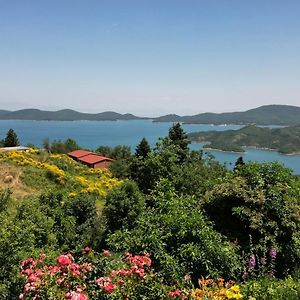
[0,109,144,121]
[0,149,120,201]
[188,125,300,154]
[154,104,300,125]
[1,124,300,299]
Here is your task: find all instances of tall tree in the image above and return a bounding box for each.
[168,123,189,162]
[234,156,245,171]
[3,128,20,147]
[135,137,151,159]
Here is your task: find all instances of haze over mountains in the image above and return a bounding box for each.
[0,105,299,125]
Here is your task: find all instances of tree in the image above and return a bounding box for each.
[168,123,189,162]
[43,138,51,153]
[3,129,19,147]
[234,156,245,171]
[135,138,151,159]
[204,162,300,277]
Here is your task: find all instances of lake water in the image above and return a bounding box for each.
[0,119,300,174]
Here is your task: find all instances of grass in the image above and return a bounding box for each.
[0,149,121,204]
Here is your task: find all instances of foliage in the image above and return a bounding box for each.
[135,137,151,158]
[204,162,300,278]
[103,181,145,233]
[168,123,190,162]
[2,124,300,299]
[0,150,121,196]
[190,277,243,300]
[241,277,300,300]
[96,145,132,160]
[108,180,242,282]
[96,145,133,179]
[43,138,80,154]
[2,128,20,147]
[18,249,246,300]
[18,250,188,300]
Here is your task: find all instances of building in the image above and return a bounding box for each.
[67,150,93,161]
[67,149,113,169]
[77,154,113,169]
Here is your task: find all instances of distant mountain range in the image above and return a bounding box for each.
[0,105,299,125]
[154,104,300,125]
[0,109,143,121]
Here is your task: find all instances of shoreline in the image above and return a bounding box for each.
[202,145,300,156]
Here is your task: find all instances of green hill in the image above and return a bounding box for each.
[0,109,144,121]
[154,104,300,125]
[188,125,300,154]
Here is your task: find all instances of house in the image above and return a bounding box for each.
[67,150,93,161]
[67,149,113,169]
[77,154,113,169]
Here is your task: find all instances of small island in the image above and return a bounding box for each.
[188,125,300,155]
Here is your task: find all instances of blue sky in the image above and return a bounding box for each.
[0,0,299,116]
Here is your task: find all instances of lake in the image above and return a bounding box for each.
[0,119,300,174]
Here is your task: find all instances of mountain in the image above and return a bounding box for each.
[154,105,300,125]
[1,104,300,124]
[0,110,10,116]
[188,125,300,154]
[0,109,144,121]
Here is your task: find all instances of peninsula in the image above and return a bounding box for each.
[188,125,300,155]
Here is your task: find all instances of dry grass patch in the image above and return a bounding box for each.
[0,164,37,199]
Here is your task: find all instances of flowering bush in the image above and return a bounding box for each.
[0,150,121,195]
[19,249,245,300]
[189,277,243,300]
[0,150,66,184]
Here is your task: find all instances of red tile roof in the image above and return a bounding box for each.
[78,154,113,165]
[68,150,93,158]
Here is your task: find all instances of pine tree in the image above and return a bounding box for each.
[234,156,245,171]
[135,137,151,159]
[168,123,189,162]
[3,128,20,147]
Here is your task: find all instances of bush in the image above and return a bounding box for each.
[204,162,300,278]
[108,180,242,282]
[241,277,300,300]
[103,181,145,233]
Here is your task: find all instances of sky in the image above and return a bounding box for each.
[0,0,299,116]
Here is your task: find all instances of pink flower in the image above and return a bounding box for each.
[57,254,72,266]
[28,274,39,283]
[48,265,61,274]
[102,250,111,257]
[70,263,81,276]
[269,247,277,259]
[169,289,182,298]
[117,268,128,276]
[82,246,91,255]
[65,291,89,300]
[21,258,36,271]
[103,283,117,293]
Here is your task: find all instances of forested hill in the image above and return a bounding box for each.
[0,109,143,121]
[1,105,300,124]
[154,105,300,125]
[188,125,300,154]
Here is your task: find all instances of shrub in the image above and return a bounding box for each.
[103,181,145,233]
